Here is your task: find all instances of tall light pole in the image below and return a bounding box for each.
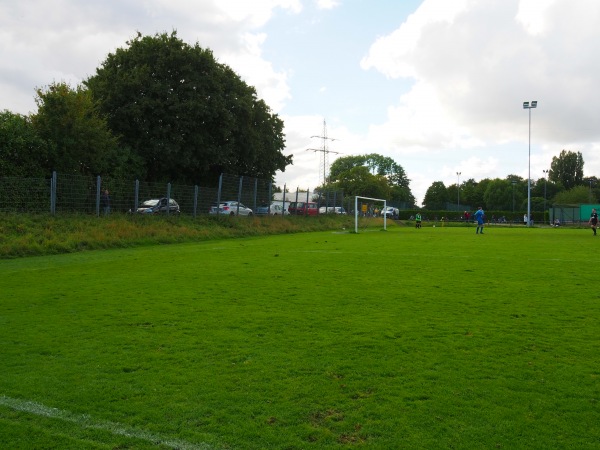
[456,171,461,211]
[585,178,594,203]
[523,101,537,227]
[543,169,549,223]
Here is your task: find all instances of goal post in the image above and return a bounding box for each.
[354,196,387,233]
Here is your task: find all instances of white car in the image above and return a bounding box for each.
[209,201,253,216]
[382,206,399,218]
[256,203,289,215]
[319,206,347,215]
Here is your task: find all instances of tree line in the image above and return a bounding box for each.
[1,30,596,210]
[423,150,599,211]
[0,31,290,185]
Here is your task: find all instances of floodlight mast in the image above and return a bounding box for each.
[523,100,537,228]
[456,172,461,210]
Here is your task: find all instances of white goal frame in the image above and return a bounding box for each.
[354,196,387,233]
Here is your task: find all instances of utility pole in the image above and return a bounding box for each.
[307,119,339,186]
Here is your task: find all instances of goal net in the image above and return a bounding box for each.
[354,196,387,233]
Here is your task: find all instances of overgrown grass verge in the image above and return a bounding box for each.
[0,213,360,259]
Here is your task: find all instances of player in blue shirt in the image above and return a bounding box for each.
[474,206,485,234]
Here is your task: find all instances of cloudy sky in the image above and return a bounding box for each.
[2,0,600,204]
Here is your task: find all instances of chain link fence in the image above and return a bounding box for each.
[0,172,346,217]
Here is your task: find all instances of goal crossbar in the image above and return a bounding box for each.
[354,196,387,233]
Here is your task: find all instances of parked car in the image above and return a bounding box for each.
[288,201,318,216]
[381,206,399,219]
[209,201,253,216]
[255,203,289,215]
[319,206,347,215]
[135,198,180,214]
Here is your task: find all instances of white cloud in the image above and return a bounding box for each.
[0,0,298,115]
[355,0,600,203]
[3,0,600,206]
[315,0,341,10]
[360,0,469,79]
[515,0,559,35]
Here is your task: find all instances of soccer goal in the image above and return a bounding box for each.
[354,196,387,233]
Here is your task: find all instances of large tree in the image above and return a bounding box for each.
[0,110,48,177]
[85,31,290,184]
[553,185,593,204]
[334,166,391,200]
[483,179,514,210]
[422,181,448,209]
[31,82,123,176]
[328,153,414,205]
[549,150,584,190]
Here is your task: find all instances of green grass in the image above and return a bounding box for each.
[0,213,357,259]
[1,225,599,449]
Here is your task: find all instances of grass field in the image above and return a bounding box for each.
[1,224,599,449]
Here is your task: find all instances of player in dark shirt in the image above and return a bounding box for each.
[589,208,598,236]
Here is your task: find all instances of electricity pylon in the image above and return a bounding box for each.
[306,119,340,186]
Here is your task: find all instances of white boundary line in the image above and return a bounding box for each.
[0,395,212,450]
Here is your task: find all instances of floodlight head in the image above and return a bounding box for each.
[531,101,537,108]
[523,101,529,109]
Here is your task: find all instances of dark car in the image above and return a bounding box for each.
[136,198,180,214]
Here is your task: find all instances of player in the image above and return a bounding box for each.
[415,212,422,229]
[474,206,485,234]
[589,208,598,236]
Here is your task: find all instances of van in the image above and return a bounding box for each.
[288,201,318,216]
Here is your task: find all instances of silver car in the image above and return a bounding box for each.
[382,206,399,218]
[209,201,253,216]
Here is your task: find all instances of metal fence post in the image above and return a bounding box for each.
[166,182,171,216]
[305,189,309,216]
[268,182,273,215]
[253,178,258,211]
[134,179,139,212]
[217,174,223,219]
[50,171,57,215]
[237,176,243,215]
[194,185,199,218]
[96,176,101,217]
[283,183,287,214]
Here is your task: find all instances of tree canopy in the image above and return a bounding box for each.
[328,153,415,205]
[422,181,448,209]
[31,82,122,177]
[85,31,291,184]
[422,154,599,212]
[549,150,584,190]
